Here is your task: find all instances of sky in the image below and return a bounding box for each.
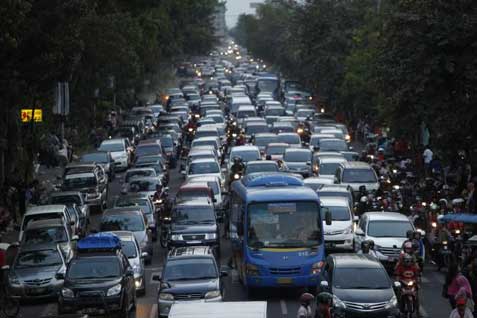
[225,0,264,28]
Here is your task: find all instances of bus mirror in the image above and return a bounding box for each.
[324,208,332,225]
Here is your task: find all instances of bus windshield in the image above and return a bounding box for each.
[247,201,322,248]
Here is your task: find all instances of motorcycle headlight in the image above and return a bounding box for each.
[205,290,221,299]
[234,173,240,179]
[61,288,74,298]
[170,234,182,241]
[385,295,398,309]
[135,278,142,289]
[297,128,304,134]
[188,128,193,132]
[107,284,122,297]
[159,292,174,301]
[232,133,237,137]
[333,294,346,309]
[345,134,351,141]
[206,233,217,240]
[154,199,163,204]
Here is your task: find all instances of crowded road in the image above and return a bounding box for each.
[9,147,449,318]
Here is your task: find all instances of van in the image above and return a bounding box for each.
[20,205,73,241]
[335,161,379,195]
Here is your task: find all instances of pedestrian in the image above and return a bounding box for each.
[423,145,433,176]
[467,182,477,214]
[464,258,477,312]
[445,263,473,309]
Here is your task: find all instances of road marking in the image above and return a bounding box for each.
[150,304,158,318]
[280,299,288,316]
[420,305,428,317]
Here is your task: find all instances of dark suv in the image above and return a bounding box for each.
[154,246,227,317]
[167,199,220,253]
[317,254,399,318]
[58,233,136,317]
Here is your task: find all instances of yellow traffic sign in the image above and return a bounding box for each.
[21,109,43,122]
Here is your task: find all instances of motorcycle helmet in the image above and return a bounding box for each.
[403,253,414,266]
[406,230,414,240]
[367,240,375,250]
[316,292,333,306]
[361,241,370,253]
[403,241,413,254]
[300,292,315,305]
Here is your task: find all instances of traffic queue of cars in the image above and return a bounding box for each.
[3,50,416,318]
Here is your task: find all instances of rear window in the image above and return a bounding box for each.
[342,169,377,183]
[137,145,161,157]
[277,134,300,144]
[320,205,350,221]
[22,213,64,230]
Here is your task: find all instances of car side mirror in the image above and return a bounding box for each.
[152,273,162,281]
[181,170,186,175]
[2,265,10,271]
[306,161,311,165]
[349,146,354,151]
[220,271,228,278]
[353,216,359,222]
[141,252,148,259]
[393,281,401,289]
[72,235,79,241]
[221,168,227,173]
[324,209,332,226]
[320,280,330,290]
[55,272,65,280]
[334,177,339,184]
[355,228,365,236]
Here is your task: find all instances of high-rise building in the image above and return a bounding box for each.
[213,1,227,43]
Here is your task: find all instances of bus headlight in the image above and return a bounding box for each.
[311,261,324,275]
[245,264,259,276]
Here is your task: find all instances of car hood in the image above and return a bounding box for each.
[323,220,352,234]
[171,224,217,234]
[65,277,122,291]
[133,231,148,244]
[369,237,407,249]
[162,278,219,294]
[334,287,394,304]
[15,265,61,281]
[110,151,126,159]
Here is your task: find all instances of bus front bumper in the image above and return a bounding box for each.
[245,274,320,288]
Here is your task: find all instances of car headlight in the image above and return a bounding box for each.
[170,234,182,241]
[343,226,353,234]
[159,292,174,301]
[61,288,74,298]
[345,134,351,141]
[205,290,221,299]
[8,274,20,285]
[311,261,324,275]
[385,295,398,309]
[333,294,346,309]
[205,233,217,240]
[107,284,122,296]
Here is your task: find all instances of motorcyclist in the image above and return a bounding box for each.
[297,292,314,318]
[314,292,333,318]
[394,253,421,311]
[230,157,245,180]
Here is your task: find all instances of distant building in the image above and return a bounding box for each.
[213,1,227,43]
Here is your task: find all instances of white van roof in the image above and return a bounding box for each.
[169,302,267,318]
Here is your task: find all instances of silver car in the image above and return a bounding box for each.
[7,243,71,299]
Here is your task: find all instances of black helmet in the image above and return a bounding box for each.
[361,240,370,251]
[233,156,242,164]
[316,292,333,305]
[406,230,414,240]
[367,240,375,250]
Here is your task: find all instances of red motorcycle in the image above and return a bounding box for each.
[397,278,419,318]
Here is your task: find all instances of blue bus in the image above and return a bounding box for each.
[229,173,330,290]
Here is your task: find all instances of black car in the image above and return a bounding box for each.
[317,254,399,318]
[58,233,136,317]
[154,246,227,317]
[167,199,220,253]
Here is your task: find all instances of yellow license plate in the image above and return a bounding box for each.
[277,278,293,284]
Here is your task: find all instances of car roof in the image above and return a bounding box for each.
[320,196,349,207]
[101,138,124,145]
[331,254,384,269]
[103,207,144,215]
[25,205,66,215]
[364,212,410,221]
[318,185,351,192]
[231,145,260,152]
[175,198,214,207]
[187,176,220,183]
[319,157,348,164]
[285,148,311,153]
[266,143,289,147]
[190,158,219,164]
[303,177,334,185]
[193,136,220,142]
[340,161,373,169]
[247,160,277,166]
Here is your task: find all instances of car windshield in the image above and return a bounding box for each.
[296,109,314,117]
[255,136,278,147]
[342,169,377,183]
[246,163,278,174]
[193,140,217,148]
[98,142,124,152]
[277,134,300,144]
[81,153,108,163]
[189,161,219,174]
[266,145,288,155]
[137,145,161,157]
[265,108,284,116]
[24,227,68,244]
[125,170,155,182]
[367,220,413,238]
[164,258,217,281]
[121,241,138,259]
[230,150,260,162]
[319,163,341,175]
[320,205,350,221]
[68,258,121,279]
[50,195,82,206]
[128,180,158,192]
[16,249,62,268]
[63,176,96,189]
[159,137,173,147]
[334,268,390,289]
[174,207,215,224]
[101,214,145,232]
[248,201,322,248]
[247,125,269,135]
[284,151,311,162]
[318,192,352,206]
[319,140,347,151]
[115,197,152,214]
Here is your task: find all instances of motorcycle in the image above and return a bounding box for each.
[396,279,419,318]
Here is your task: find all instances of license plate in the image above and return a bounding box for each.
[27,287,47,295]
[187,240,202,244]
[277,278,293,285]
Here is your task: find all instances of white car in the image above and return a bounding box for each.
[227,145,261,171]
[98,138,132,171]
[320,197,356,251]
[185,158,225,187]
